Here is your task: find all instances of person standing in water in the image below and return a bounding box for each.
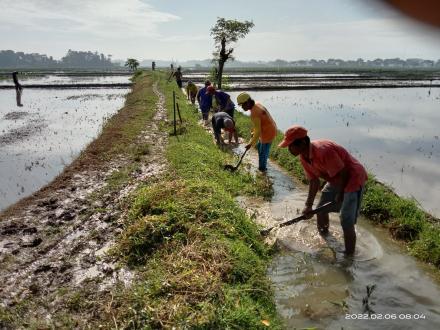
[278,125,367,255]
[12,71,23,107]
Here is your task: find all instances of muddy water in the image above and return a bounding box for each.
[235,148,440,329]
[229,88,440,218]
[0,87,129,211]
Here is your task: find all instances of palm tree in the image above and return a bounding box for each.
[125,58,139,71]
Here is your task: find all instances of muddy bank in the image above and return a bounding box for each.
[0,76,168,326]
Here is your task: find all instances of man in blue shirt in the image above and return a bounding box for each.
[196,80,212,126]
[206,86,235,118]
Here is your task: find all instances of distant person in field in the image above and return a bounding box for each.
[168,66,183,88]
[196,80,212,126]
[186,81,198,104]
[211,111,238,146]
[237,92,276,173]
[12,71,23,107]
[205,86,235,118]
[152,61,156,71]
[278,125,367,255]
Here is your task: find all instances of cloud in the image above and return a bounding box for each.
[235,17,440,60]
[0,0,180,38]
[160,34,210,42]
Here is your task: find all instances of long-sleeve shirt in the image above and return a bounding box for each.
[197,87,212,112]
[214,91,235,112]
[248,102,277,145]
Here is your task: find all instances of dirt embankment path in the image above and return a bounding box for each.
[0,80,168,323]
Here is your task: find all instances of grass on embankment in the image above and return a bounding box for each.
[234,111,440,268]
[101,72,283,329]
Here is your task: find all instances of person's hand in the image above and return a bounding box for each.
[302,204,313,219]
[245,144,252,150]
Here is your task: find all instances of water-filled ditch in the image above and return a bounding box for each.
[236,147,440,329]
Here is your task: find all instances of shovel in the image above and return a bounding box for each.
[260,201,337,236]
[224,148,249,172]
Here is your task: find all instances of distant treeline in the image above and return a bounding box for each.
[143,58,440,69]
[0,50,118,69]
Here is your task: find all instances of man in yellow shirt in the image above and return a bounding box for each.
[186,81,198,104]
[237,92,277,172]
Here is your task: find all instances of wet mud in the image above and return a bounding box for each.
[2,111,29,120]
[0,116,46,146]
[0,82,168,320]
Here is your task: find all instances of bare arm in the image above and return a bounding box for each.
[302,178,320,218]
[246,116,261,149]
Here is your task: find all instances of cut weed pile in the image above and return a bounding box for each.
[103,72,282,329]
[235,109,440,268]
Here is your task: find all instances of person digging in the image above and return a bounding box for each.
[211,111,238,146]
[236,92,277,173]
[278,125,367,255]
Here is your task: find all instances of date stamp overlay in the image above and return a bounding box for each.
[345,313,426,320]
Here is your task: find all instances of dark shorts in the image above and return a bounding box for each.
[317,183,364,229]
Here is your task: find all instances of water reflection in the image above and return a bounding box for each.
[230,88,440,217]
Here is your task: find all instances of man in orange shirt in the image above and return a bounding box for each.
[236,92,277,173]
[278,125,367,255]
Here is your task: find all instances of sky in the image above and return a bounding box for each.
[0,0,439,62]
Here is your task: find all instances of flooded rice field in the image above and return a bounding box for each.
[0,84,129,211]
[229,87,440,218]
[0,72,131,86]
[237,148,440,330]
[186,72,440,90]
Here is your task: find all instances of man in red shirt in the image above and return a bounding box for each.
[278,125,367,255]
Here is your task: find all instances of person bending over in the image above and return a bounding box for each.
[211,112,238,146]
[278,125,367,255]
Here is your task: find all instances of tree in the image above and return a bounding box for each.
[210,17,254,89]
[125,58,139,71]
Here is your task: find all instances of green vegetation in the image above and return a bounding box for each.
[101,72,282,328]
[0,71,281,329]
[125,58,140,71]
[233,107,440,268]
